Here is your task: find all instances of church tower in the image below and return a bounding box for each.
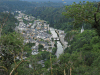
[81,26,84,33]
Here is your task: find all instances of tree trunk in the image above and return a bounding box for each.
[64,68,66,75]
[70,67,72,75]
[68,69,69,75]
[0,28,2,37]
[50,53,53,75]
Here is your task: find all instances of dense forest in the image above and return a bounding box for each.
[25,6,66,27]
[0,12,18,34]
[0,0,100,75]
[0,1,65,12]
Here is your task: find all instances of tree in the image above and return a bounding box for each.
[62,1,100,36]
[38,44,44,52]
[0,12,18,36]
[29,55,45,75]
[0,32,26,75]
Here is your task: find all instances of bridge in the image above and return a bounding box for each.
[55,29,68,50]
[53,37,59,40]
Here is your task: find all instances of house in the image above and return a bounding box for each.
[31,24,36,29]
[33,34,38,39]
[31,46,38,51]
[45,38,50,41]
[36,25,41,30]
[16,56,27,60]
[38,32,52,41]
[31,46,39,55]
[36,21,40,25]
[29,38,36,43]
[22,34,27,38]
[18,23,27,31]
[24,39,29,43]
[42,48,48,51]
[39,22,42,25]
[37,60,45,67]
[44,26,47,29]
[29,64,33,68]
[26,30,33,34]
[31,51,39,55]
[44,21,47,24]
[18,19,23,22]
[34,21,37,25]
[37,41,49,47]
[27,24,31,28]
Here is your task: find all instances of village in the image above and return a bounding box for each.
[15,11,55,56]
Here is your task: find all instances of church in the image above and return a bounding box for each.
[81,26,84,33]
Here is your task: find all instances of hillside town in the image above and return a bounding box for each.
[15,11,55,56]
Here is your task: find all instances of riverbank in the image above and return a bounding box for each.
[50,27,63,58]
[55,29,68,50]
[55,29,63,46]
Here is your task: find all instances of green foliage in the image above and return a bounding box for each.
[63,1,100,36]
[62,1,96,24]
[0,1,65,12]
[62,30,100,75]
[23,46,31,57]
[0,32,24,74]
[54,41,57,47]
[64,30,79,44]
[25,42,35,48]
[26,6,66,27]
[24,43,35,57]
[40,51,50,60]
[44,60,50,68]
[54,16,74,31]
[23,19,34,24]
[52,47,57,55]
[16,55,46,75]
[0,13,18,34]
[48,30,51,34]
[38,44,44,52]
[39,44,44,49]
[65,30,97,53]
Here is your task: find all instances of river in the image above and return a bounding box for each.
[50,27,63,58]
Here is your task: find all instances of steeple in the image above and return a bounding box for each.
[81,26,84,33]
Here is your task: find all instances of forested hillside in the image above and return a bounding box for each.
[0,1,65,12]
[0,12,18,34]
[61,1,100,74]
[26,6,66,27]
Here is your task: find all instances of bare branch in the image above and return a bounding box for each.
[94,3,100,23]
[97,3,100,12]
[0,66,8,72]
[10,60,24,75]
[94,12,97,23]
